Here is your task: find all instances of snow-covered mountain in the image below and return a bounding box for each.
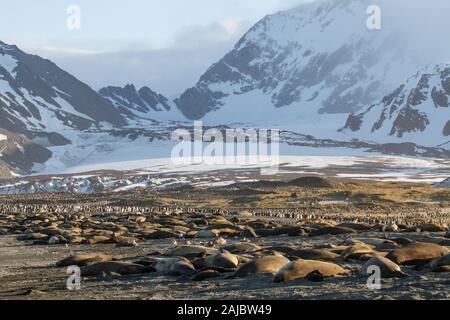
[0,128,51,176]
[341,63,450,147]
[99,84,185,122]
[0,41,126,139]
[0,40,130,175]
[435,177,450,188]
[174,0,450,140]
[0,41,185,177]
[1,0,449,181]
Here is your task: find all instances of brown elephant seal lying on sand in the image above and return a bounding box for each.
[362,257,407,278]
[56,254,114,267]
[81,261,151,276]
[165,245,218,257]
[289,248,340,261]
[428,253,450,271]
[204,251,239,269]
[153,257,196,276]
[273,259,348,283]
[309,226,357,237]
[229,255,289,278]
[386,242,449,266]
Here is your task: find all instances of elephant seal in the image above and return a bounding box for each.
[192,270,220,281]
[223,242,261,254]
[112,234,137,247]
[17,233,48,241]
[230,255,290,278]
[166,245,218,258]
[204,251,239,269]
[362,257,407,278]
[153,257,196,276]
[336,223,372,231]
[81,261,150,276]
[407,223,446,233]
[356,238,398,248]
[428,253,450,269]
[390,238,414,246]
[134,257,158,267]
[207,217,232,226]
[236,254,253,265]
[240,226,258,238]
[88,236,112,245]
[56,253,114,267]
[144,230,179,239]
[270,226,308,237]
[196,229,220,238]
[287,227,308,237]
[273,259,348,283]
[48,235,67,245]
[297,219,335,229]
[341,244,375,260]
[68,236,85,244]
[309,226,357,237]
[255,246,297,255]
[386,242,449,266]
[289,249,340,261]
[255,228,276,237]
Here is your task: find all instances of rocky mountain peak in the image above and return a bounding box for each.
[341,63,450,146]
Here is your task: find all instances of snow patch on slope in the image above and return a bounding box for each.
[0,52,17,77]
[341,63,450,147]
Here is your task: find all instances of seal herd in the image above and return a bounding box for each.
[1,204,449,289]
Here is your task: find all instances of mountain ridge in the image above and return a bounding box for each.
[1,0,450,179]
[99,84,185,122]
[340,62,450,147]
[0,40,126,135]
[175,0,420,122]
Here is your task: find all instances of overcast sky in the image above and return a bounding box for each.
[0,0,309,95]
